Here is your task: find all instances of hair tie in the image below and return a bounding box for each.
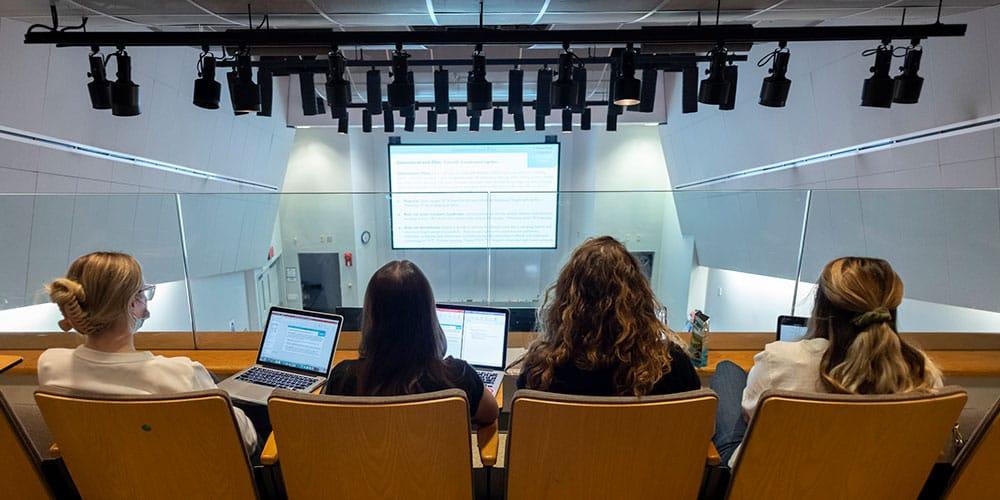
[852,307,892,328]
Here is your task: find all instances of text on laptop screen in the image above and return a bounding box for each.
[779,324,808,342]
[436,307,506,368]
[259,310,340,374]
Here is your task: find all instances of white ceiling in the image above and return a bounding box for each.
[2,0,999,30]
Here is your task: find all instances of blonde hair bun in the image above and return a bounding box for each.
[47,278,94,335]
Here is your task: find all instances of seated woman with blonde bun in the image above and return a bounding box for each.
[38,251,258,452]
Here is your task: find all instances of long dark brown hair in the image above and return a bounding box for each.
[357,260,450,396]
[520,236,673,396]
[809,257,940,394]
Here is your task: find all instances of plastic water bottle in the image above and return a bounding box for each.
[687,310,710,368]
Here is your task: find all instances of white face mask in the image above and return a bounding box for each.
[130,303,150,334]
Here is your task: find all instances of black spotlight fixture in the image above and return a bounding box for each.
[387,45,415,110]
[447,109,458,131]
[613,43,641,106]
[581,108,591,130]
[257,64,273,117]
[534,66,553,116]
[338,115,348,135]
[759,42,791,108]
[366,67,383,115]
[230,49,260,113]
[606,111,618,131]
[508,68,524,115]
[404,113,415,132]
[893,40,924,104]
[467,45,493,112]
[861,41,894,108]
[326,48,351,118]
[492,107,503,130]
[573,65,588,113]
[719,65,738,111]
[535,112,546,131]
[699,44,730,106]
[434,67,450,114]
[469,111,481,131]
[110,47,140,116]
[193,48,221,109]
[427,110,438,132]
[362,109,372,132]
[551,46,578,109]
[513,112,525,132]
[86,47,112,110]
[383,103,395,132]
[561,108,572,133]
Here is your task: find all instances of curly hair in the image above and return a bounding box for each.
[519,236,673,396]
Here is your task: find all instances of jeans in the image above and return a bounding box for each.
[711,360,749,466]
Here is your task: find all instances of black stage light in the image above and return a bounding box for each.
[699,45,730,106]
[467,47,493,112]
[561,108,572,133]
[606,110,618,131]
[861,42,894,108]
[87,49,112,110]
[536,112,546,131]
[316,96,326,116]
[299,68,319,116]
[110,49,140,116]
[362,109,373,132]
[447,109,458,131]
[508,68,524,114]
[682,64,699,113]
[404,112,415,132]
[573,65,587,112]
[231,51,260,113]
[226,72,246,115]
[469,111,481,131]
[513,112,525,132]
[581,108,591,130]
[893,42,924,104]
[434,67,450,114]
[383,103,395,132]
[492,107,503,130]
[366,68,383,115]
[427,110,438,132]
[257,65,273,116]
[338,115,348,135]
[635,68,657,112]
[759,45,791,108]
[614,44,641,106]
[534,67,553,116]
[326,49,351,117]
[387,47,415,110]
[551,50,577,109]
[719,65,738,111]
[193,51,221,110]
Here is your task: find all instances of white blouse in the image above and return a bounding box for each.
[38,346,258,452]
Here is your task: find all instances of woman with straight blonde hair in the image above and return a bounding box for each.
[38,251,259,452]
[711,256,942,466]
[515,236,699,397]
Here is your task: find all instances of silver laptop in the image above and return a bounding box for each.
[436,304,510,395]
[219,306,343,404]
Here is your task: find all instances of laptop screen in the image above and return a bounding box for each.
[777,315,809,342]
[259,308,341,375]
[436,305,509,370]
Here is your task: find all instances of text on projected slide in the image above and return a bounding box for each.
[260,312,339,373]
[389,144,559,249]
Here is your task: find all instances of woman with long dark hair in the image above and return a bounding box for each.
[324,260,499,425]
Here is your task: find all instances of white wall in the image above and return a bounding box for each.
[277,125,677,313]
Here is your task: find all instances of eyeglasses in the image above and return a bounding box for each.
[138,284,156,302]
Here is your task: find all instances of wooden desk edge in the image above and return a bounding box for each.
[0,355,23,375]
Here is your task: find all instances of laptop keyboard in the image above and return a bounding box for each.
[477,370,499,386]
[236,366,317,391]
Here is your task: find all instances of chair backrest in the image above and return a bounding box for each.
[34,386,257,500]
[728,387,968,500]
[505,388,718,500]
[943,397,1000,500]
[0,390,51,499]
[268,388,473,500]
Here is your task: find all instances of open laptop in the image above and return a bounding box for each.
[436,304,510,395]
[777,315,809,342]
[219,306,343,404]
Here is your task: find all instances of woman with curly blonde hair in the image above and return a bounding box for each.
[516,236,699,396]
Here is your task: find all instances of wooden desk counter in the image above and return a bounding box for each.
[0,354,23,374]
[5,349,1000,378]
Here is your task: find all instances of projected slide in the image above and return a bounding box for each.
[389,143,559,249]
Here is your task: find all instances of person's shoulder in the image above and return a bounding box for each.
[443,356,476,373]
[331,358,361,374]
[38,347,75,365]
[762,338,829,360]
